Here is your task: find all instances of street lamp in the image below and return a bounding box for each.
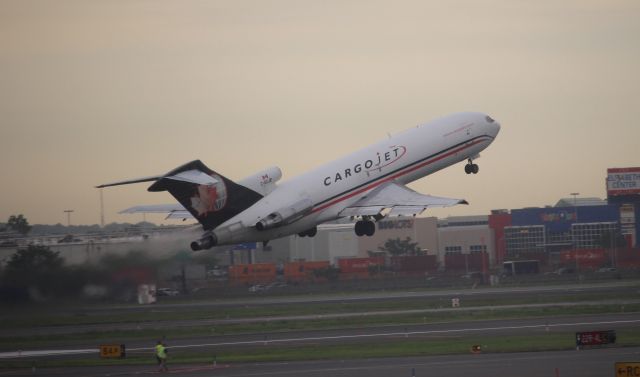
[63,209,74,227]
[570,192,580,206]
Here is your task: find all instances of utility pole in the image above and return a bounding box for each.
[100,188,105,227]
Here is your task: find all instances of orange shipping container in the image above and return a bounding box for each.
[228,263,276,284]
[284,261,330,282]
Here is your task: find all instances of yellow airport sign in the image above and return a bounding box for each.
[99,344,125,359]
[616,362,640,377]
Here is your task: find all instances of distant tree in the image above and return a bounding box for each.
[7,214,31,235]
[1,245,65,301]
[4,245,63,272]
[379,237,422,256]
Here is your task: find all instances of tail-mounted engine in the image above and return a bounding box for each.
[190,231,217,251]
[255,198,313,231]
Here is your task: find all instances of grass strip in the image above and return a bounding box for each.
[2,303,638,350]
[3,287,639,329]
[3,328,640,369]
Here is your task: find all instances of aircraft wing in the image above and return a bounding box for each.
[119,204,194,220]
[339,181,468,217]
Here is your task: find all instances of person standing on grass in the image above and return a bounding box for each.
[155,340,168,372]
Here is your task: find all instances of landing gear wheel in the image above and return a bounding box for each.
[365,221,375,236]
[298,226,318,237]
[355,221,375,237]
[465,159,479,175]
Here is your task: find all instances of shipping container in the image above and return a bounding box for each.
[284,261,330,283]
[228,263,276,284]
[338,257,384,273]
[560,249,607,269]
[338,257,384,279]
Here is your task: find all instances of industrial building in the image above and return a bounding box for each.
[3,167,638,276]
[252,167,640,272]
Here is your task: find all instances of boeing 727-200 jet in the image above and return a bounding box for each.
[97,112,500,250]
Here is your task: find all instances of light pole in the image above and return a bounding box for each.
[63,209,74,227]
[570,192,580,207]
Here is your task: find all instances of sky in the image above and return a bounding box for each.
[1,0,639,226]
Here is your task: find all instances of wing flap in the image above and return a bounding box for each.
[388,206,427,216]
[339,182,467,217]
[339,206,386,217]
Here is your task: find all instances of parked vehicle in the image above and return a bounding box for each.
[156,288,180,296]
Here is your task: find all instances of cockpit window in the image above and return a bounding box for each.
[485,115,495,123]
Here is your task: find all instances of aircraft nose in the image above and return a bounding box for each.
[484,115,500,137]
[491,121,501,136]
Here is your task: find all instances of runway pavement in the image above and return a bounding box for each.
[3,346,638,377]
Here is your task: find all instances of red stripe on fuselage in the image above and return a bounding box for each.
[311,137,490,214]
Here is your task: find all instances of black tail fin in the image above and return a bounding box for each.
[148,160,263,230]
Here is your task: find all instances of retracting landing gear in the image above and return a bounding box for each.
[298,226,318,237]
[465,159,479,174]
[354,220,375,237]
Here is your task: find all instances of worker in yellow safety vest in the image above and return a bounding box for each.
[155,340,168,372]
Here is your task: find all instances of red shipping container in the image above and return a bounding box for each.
[228,263,276,284]
[560,249,607,269]
[284,261,330,282]
[338,257,384,274]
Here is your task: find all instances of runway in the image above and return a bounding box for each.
[3,312,639,359]
[4,347,638,377]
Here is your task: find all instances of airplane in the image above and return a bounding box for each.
[97,112,500,251]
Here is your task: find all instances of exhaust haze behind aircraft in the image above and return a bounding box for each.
[98,112,500,250]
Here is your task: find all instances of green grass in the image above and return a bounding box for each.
[2,303,638,351]
[3,328,640,369]
[2,288,637,329]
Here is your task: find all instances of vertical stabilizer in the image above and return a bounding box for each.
[148,160,263,230]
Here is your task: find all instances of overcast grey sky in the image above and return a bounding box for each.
[1,0,639,225]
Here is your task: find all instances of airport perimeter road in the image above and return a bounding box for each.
[100,281,640,311]
[8,347,639,377]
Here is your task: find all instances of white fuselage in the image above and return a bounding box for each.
[213,112,500,245]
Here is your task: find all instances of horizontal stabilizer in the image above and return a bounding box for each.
[119,204,186,214]
[97,169,218,189]
[119,204,194,221]
[96,175,162,188]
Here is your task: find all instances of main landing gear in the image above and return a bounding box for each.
[354,220,375,237]
[298,226,318,237]
[465,159,479,174]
